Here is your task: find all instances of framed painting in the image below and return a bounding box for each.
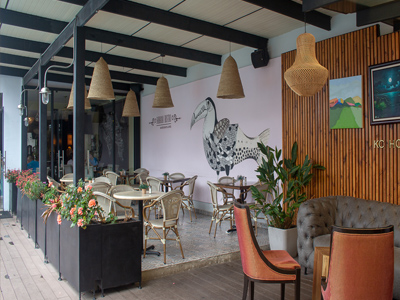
[369,60,400,125]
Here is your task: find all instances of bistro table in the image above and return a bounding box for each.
[113,190,165,255]
[157,177,191,192]
[214,180,258,203]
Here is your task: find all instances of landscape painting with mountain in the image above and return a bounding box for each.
[329,75,363,129]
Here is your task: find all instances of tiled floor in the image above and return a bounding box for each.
[142,209,269,271]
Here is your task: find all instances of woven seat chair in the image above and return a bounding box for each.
[129,170,149,187]
[321,225,394,300]
[207,181,234,238]
[218,176,236,203]
[145,176,164,217]
[164,172,185,190]
[175,175,198,222]
[105,170,120,186]
[88,181,112,194]
[94,176,112,185]
[234,202,301,300]
[143,190,184,264]
[93,191,135,220]
[134,167,149,174]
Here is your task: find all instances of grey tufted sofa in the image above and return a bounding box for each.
[297,196,400,299]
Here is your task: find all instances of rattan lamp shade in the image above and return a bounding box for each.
[87,57,115,100]
[152,76,174,108]
[217,55,245,99]
[122,89,140,117]
[284,33,329,97]
[67,83,91,110]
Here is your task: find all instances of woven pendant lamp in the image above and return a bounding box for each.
[217,55,245,99]
[284,33,329,97]
[87,57,115,100]
[67,83,91,110]
[122,89,140,117]
[152,76,174,108]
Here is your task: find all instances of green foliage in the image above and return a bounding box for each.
[139,183,149,190]
[236,175,244,180]
[250,142,325,229]
[5,169,21,184]
[162,172,169,176]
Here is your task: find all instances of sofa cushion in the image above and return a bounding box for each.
[313,234,331,248]
[394,247,400,300]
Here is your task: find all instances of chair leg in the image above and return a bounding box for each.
[143,226,148,258]
[295,269,301,300]
[209,212,215,235]
[242,275,249,300]
[281,283,285,300]
[163,229,166,264]
[250,281,254,300]
[214,216,218,238]
[174,227,184,259]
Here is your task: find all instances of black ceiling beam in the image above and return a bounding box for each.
[60,0,268,49]
[0,66,27,78]
[1,35,185,77]
[23,0,110,85]
[357,1,400,27]
[0,8,220,66]
[242,0,331,31]
[0,52,159,85]
[302,0,341,12]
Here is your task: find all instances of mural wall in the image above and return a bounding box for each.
[141,57,283,209]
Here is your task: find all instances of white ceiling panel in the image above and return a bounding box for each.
[151,55,198,69]
[0,47,40,59]
[170,0,260,25]
[184,37,243,55]
[0,62,30,70]
[3,0,80,22]
[0,24,58,44]
[228,9,303,39]
[86,11,150,36]
[133,23,201,46]
[64,40,115,54]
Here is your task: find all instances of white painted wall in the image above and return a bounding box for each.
[0,75,22,211]
[141,57,282,211]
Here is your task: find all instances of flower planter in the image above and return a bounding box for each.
[17,189,23,223]
[20,193,30,232]
[59,219,142,297]
[46,212,60,271]
[36,200,47,251]
[9,183,18,215]
[28,198,37,241]
[268,226,298,257]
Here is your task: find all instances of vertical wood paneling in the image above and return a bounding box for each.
[282,26,400,205]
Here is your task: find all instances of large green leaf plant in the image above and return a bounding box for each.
[250,142,325,229]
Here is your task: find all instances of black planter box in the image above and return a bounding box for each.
[46,212,60,272]
[59,219,142,297]
[36,200,47,252]
[21,193,30,232]
[17,189,23,223]
[9,183,17,215]
[28,198,37,241]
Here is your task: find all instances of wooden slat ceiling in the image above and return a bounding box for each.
[0,0,399,107]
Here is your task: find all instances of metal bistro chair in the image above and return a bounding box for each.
[93,191,135,220]
[175,175,198,222]
[88,181,112,194]
[143,190,184,264]
[207,181,234,238]
[105,170,120,186]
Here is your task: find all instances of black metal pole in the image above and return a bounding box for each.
[50,90,54,179]
[112,100,116,172]
[131,84,142,170]
[21,90,28,170]
[38,64,47,182]
[73,25,85,184]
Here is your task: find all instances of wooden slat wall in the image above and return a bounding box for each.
[282,25,400,205]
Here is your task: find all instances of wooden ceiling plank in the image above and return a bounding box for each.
[242,0,331,31]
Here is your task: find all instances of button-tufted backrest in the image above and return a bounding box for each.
[335,196,400,247]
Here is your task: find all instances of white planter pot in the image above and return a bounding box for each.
[268,226,298,257]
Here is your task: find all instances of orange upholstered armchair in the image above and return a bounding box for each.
[321,225,394,300]
[234,202,301,300]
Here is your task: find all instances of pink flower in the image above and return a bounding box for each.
[86,185,92,191]
[94,211,98,216]
[78,207,83,215]
[88,199,96,208]
[52,204,57,209]
[48,182,53,187]
[57,215,62,225]
[77,187,83,193]
[70,207,76,216]
[77,219,83,227]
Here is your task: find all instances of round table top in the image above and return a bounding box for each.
[113,190,165,201]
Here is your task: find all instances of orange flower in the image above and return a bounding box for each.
[88,199,96,208]
[78,207,83,215]
[48,182,53,187]
[57,214,62,225]
[70,207,76,216]
[86,185,92,191]
[77,187,83,193]
[77,219,83,227]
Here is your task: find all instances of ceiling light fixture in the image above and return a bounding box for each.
[87,57,115,100]
[122,89,140,117]
[153,55,174,108]
[67,82,91,110]
[217,43,245,99]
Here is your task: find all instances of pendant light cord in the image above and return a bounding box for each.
[304,12,307,33]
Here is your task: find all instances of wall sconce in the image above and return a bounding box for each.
[24,117,29,127]
[17,103,25,116]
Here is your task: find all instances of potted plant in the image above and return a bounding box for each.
[139,183,149,194]
[5,168,21,215]
[250,141,325,257]
[162,172,169,180]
